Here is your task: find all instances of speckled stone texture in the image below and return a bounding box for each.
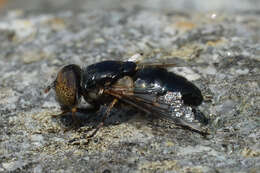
[0,2,260,173]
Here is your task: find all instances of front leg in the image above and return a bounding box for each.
[63,107,79,131]
[51,109,70,118]
[51,107,79,132]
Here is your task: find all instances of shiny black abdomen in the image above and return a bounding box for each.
[133,67,203,106]
[82,61,137,90]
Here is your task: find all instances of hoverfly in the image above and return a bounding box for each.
[45,54,209,139]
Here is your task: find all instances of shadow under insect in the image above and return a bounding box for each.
[54,104,209,140]
[56,105,138,130]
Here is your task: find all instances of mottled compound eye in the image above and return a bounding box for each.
[47,64,82,109]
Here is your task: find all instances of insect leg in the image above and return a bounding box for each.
[86,98,118,139]
[71,107,77,121]
[70,107,81,129]
[51,110,70,118]
[60,107,80,132]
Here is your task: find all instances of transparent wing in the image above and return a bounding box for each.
[104,85,209,135]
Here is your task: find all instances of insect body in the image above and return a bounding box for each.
[45,60,208,136]
[81,61,137,106]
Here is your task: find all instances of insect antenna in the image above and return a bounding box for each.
[44,81,56,93]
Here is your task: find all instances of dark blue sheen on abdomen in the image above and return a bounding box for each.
[133,67,203,106]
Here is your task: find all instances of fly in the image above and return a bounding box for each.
[45,56,209,141]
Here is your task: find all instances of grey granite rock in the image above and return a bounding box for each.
[0,3,260,173]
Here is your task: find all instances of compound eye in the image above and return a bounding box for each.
[54,64,81,108]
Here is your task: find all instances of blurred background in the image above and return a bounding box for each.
[1,1,260,173]
[1,0,260,13]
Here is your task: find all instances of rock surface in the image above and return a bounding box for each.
[0,2,260,173]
